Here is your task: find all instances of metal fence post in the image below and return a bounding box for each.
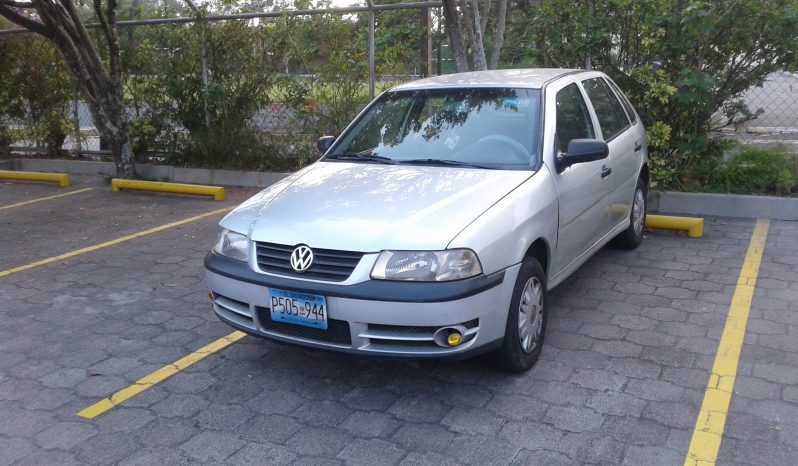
[185,0,210,128]
[200,27,210,128]
[72,81,82,156]
[367,0,375,100]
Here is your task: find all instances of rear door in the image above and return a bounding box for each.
[581,77,637,230]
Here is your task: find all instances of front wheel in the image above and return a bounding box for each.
[611,177,647,249]
[492,258,548,373]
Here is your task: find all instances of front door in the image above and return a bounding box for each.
[550,82,612,275]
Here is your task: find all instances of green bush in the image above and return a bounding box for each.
[684,144,798,195]
[720,146,797,195]
[517,0,798,189]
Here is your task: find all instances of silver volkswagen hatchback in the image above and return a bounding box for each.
[205,69,648,372]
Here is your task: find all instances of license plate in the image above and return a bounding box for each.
[268,288,328,330]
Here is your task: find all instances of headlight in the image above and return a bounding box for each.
[371,249,482,282]
[213,228,248,262]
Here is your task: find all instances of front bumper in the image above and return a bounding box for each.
[204,252,520,358]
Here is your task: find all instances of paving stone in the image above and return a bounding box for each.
[544,405,604,433]
[13,449,82,466]
[336,438,406,466]
[151,393,208,418]
[592,340,643,358]
[622,446,684,466]
[445,433,520,465]
[340,387,401,412]
[133,417,199,447]
[388,395,450,423]
[733,375,783,400]
[586,390,646,417]
[192,403,255,431]
[225,442,297,465]
[511,449,578,466]
[568,368,626,391]
[160,372,218,394]
[94,407,155,433]
[498,420,563,450]
[399,451,463,466]
[0,437,34,464]
[237,413,302,444]
[117,446,191,466]
[179,431,245,462]
[33,421,96,450]
[292,400,352,428]
[391,423,455,453]
[341,410,401,438]
[440,407,505,435]
[485,394,547,422]
[285,426,351,457]
[602,416,672,446]
[74,432,143,465]
[557,431,626,464]
[723,412,780,442]
[642,401,697,429]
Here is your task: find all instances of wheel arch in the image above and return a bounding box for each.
[524,238,550,275]
[640,162,650,188]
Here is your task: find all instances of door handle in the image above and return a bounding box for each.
[601,165,612,178]
[634,139,643,152]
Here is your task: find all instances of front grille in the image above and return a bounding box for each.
[255,307,352,345]
[255,242,364,282]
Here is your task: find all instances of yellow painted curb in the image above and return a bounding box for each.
[646,214,704,238]
[111,179,225,200]
[0,170,70,187]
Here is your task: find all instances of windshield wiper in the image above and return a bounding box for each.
[398,158,496,169]
[325,153,396,165]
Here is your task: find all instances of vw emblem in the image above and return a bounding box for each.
[290,245,314,273]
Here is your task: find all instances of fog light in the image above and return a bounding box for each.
[447,332,463,346]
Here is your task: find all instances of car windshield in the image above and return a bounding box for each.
[327,87,541,169]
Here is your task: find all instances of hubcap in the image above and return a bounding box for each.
[518,276,544,353]
[632,189,645,236]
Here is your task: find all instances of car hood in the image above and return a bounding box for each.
[220,161,534,252]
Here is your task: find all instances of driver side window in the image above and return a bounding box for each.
[555,83,595,153]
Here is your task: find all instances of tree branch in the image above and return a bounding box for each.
[0,3,53,38]
[0,0,34,8]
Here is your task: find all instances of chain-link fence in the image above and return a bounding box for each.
[0,7,443,170]
[713,71,798,155]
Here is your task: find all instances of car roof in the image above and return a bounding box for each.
[391,68,585,91]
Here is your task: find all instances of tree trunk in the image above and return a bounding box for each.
[479,0,491,36]
[489,0,507,69]
[442,0,469,72]
[0,0,137,179]
[468,0,488,70]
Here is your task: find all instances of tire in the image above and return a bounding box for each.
[611,177,647,249]
[492,258,548,373]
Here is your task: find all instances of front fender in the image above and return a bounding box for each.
[447,167,559,275]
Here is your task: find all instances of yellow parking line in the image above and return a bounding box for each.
[0,207,231,278]
[684,219,770,466]
[78,331,246,419]
[0,187,93,211]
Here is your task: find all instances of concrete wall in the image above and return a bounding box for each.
[8,159,289,189]
[653,191,798,221]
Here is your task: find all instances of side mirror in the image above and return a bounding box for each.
[556,139,608,172]
[317,136,335,155]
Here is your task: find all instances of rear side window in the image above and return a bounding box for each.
[555,83,595,152]
[582,78,630,140]
[605,78,637,124]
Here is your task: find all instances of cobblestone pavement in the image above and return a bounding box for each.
[1,177,796,465]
